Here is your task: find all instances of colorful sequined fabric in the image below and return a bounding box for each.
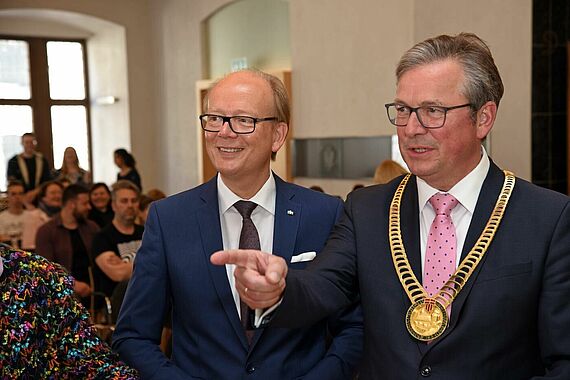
[0,246,138,379]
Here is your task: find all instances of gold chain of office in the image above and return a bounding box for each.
[388,171,515,341]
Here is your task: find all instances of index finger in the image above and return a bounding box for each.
[210,249,258,267]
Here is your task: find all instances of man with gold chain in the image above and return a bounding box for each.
[212,33,570,379]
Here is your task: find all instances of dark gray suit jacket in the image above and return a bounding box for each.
[276,162,570,379]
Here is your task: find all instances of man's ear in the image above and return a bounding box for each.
[272,122,289,153]
[476,101,497,140]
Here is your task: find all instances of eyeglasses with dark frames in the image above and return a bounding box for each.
[199,114,278,134]
[384,103,472,129]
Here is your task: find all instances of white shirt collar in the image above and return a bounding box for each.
[417,146,490,214]
[217,172,276,216]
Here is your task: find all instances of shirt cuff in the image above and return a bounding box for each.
[253,299,282,328]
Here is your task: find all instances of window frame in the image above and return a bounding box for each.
[0,35,92,174]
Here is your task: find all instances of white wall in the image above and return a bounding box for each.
[0,13,92,38]
[88,23,131,185]
[206,0,290,78]
[289,0,414,138]
[288,0,414,196]
[0,0,533,198]
[289,0,532,198]
[146,0,236,195]
[413,0,532,181]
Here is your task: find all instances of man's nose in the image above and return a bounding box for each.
[403,111,427,136]
[218,120,238,137]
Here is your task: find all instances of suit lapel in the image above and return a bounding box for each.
[198,176,250,349]
[270,176,300,264]
[249,176,300,350]
[401,176,422,282]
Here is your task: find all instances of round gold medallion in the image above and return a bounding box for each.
[405,299,448,341]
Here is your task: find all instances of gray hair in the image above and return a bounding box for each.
[111,180,141,201]
[396,33,504,117]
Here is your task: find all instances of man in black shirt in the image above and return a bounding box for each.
[92,180,143,300]
[7,133,52,195]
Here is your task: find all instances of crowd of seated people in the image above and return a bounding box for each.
[2,135,159,326]
[1,136,149,376]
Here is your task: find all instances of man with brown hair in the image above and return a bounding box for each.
[35,184,99,303]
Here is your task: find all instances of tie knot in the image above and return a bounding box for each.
[429,193,458,216]
[234,200,257,219]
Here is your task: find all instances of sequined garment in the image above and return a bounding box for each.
[0,246,138,379]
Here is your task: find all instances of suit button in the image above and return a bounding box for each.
[246,363,255,374]
[420,365,432,377]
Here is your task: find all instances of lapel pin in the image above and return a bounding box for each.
[287,210,294,216]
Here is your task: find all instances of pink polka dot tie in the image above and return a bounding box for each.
[423,193,459,314]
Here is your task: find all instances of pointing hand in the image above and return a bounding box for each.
[210,249,287,309]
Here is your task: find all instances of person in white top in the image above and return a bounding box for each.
[21,180,63,251]
[0,181,28,248]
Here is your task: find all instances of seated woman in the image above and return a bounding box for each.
[0,244,138,378]
[88,182,115,228]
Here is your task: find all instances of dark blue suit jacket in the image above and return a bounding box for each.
[113,175,363,379]
[275,162,570,379]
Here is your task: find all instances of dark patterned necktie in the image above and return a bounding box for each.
[233,200,260,345]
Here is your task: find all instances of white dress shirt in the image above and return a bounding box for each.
[217,172,276,318]
[417,147,490,272]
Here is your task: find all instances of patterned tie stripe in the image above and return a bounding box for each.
[234,200,260,345]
